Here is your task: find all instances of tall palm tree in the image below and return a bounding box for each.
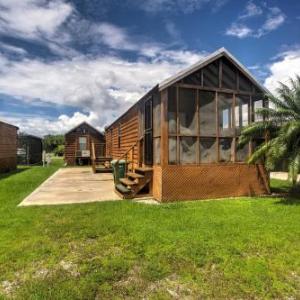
[239,75,300,186]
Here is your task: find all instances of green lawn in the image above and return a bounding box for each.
[0,162,299,299]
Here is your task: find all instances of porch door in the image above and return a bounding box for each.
[144,98,153,165]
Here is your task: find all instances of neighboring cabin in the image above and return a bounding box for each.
[17,134,43,165]
[105,47,270,201]
[64,122,105,166]
[0,120,18,173]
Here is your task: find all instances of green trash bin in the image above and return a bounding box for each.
[111,159,126,184]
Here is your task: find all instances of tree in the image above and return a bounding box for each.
[53,145,65,157]
[239,75,300,186]
[43,135,65,153]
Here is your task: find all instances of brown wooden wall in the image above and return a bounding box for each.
[152,163,269,202]
[0,121,18,172]
[105,105,140,165]
[65,123,105,165]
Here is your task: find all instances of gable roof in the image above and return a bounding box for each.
[0,120,19,130]
[158,47,269,94]
[65,121,104,136]
[105,47,269,130]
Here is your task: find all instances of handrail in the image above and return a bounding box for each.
[115,137,143,183]
[91,141,96,173]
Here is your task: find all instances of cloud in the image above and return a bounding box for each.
[225,2,285,39]
[0,42,27,55]
[0,48,205,135]
[256,8,285,37]
[238,1,263,19]
[0,0,208,136]
[0,0,73,40]
[264,46,300,93]
[0,111,101,136]
[225,23,253,38]
[130,0,227,14]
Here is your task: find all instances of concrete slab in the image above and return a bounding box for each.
[19,167,121,206]
[270,172,300,182]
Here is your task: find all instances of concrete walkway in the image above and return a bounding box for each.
[270,172,300,182]
[19,167,121,206]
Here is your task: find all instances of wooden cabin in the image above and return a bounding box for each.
[17,134,43,165]
[64,122,105,166]
[105,48,270,201]
[0,120,18,173]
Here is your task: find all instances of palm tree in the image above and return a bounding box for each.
[238,75,300,186]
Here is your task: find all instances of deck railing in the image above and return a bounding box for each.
[114,137,142,183]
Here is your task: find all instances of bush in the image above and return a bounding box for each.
[53,145,64,157]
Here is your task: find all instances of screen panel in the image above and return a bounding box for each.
[199,91,216,136]
[180,137,197,164]
[179,88,197,135]
[200,137,217,163]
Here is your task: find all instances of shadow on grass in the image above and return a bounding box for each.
[274,197,300,205]
[0,167,30,180]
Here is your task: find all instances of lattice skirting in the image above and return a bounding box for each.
[152,163,269,202]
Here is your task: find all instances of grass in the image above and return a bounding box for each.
[0,163,299,299]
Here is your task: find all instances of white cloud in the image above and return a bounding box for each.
[225,23,253,38]
[0,0,73,40]
[0,42,27,55]
[0,49,205,135]
[264,47,300,93]
[0,111,101,136]
[131,0,220,14]
[226,2,285,39]
[256,9,285,37]
[0,0,208,136]
[238,1,263,19]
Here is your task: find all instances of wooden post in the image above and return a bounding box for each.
[160,89,168,167]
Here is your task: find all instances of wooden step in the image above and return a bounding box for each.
[135,167,153,174]
[127,172,144,179]
[116,183,132,195]
[120,178,137,186]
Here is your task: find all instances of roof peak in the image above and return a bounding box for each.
[159,47,268,94]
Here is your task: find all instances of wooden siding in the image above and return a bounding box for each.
[0,121,18,172]
[156,163,269,202]
[105,105,140,166]
[64,123,105,165]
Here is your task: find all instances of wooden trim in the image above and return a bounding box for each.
[219,58,222,89]
[175,83,256,96]
[216,91,220,162]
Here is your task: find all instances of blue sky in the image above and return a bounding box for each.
[0,0,299,136]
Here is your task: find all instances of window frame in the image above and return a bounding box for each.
[167,81,264,165]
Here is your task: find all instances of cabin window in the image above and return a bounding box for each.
[222,58,237,90]
[168,87,177,134]
[180,137,197,164]
[200,138,217,163]
[79,137,87,151]
[239,72,252,92]
[219,138,234,162]
[218,93,234,136]
[235,95,250,133]
[168,137,177,164]
[179,88,197,135]
[236,139,249,162]
[118,124,121,148]
[153,138,161,164]
[203,60,219,88]
[199,91,216,136]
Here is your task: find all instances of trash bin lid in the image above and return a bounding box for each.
[118,159,127,164]
[111,159,118,165]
